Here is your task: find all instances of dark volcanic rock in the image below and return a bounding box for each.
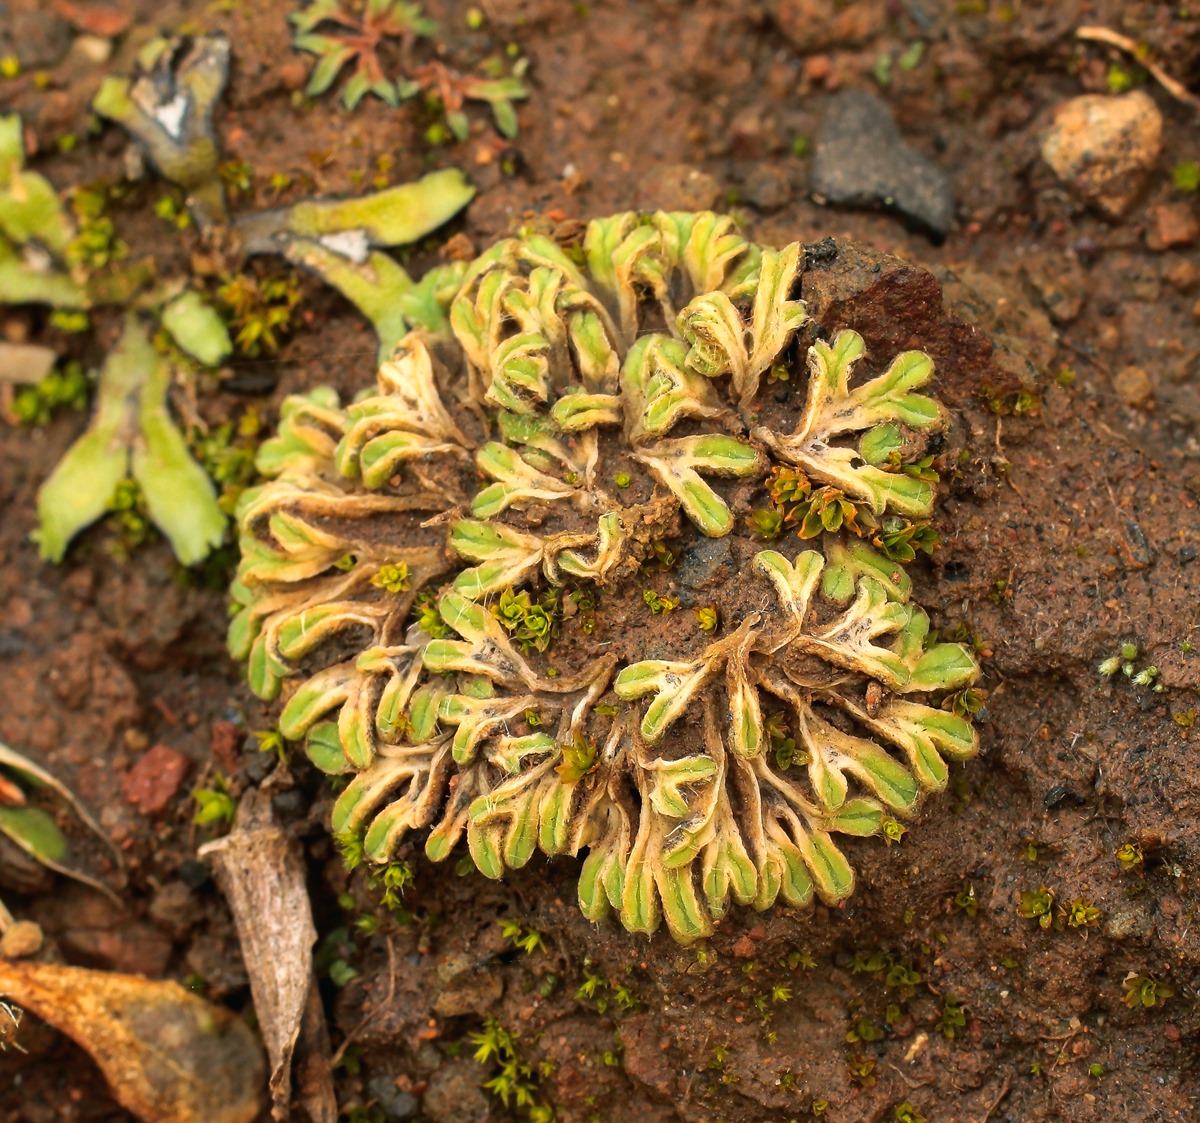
[811,90,955,240]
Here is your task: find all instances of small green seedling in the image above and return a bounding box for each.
[1121,972,1173,1009]
[193,775,236,827]
[1098,641,1163,692]
[499,919,546,954]
[1174,161,1200,192]
[1017,885,1055,928]
[1062,898,1100,929]
[469,1017,547,1113]
[1115,842,1144,872]
[935,995,966,1039]
[290,0,529,137]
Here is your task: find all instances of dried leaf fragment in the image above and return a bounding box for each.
[0,959,264,1123]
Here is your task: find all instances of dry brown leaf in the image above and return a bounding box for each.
[0,959,264,1123]
[200,789,336,1123]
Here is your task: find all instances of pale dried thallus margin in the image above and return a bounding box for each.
[229,212,979,942]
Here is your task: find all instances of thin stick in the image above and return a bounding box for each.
[982,1072,1012,1121]
[1077,27,1200,112]
[0,896,14,933]
[886,1062,932,1090]
[329,936,397,1069]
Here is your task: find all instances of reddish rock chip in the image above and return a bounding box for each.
[209,720,242,773]
[1147,202,1200,251]
[52,0,132,37]
[119,744,191,815]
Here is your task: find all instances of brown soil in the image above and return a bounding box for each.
[2,2,1199,1122]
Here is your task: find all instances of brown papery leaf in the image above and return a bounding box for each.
[0,959,264,1123]
[200,789,336,1123]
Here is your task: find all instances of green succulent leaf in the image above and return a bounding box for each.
[160,290,232,366]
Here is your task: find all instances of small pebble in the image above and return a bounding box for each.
[1147,203,1199,251]
[1095,321,1121,351]
[1113,366,1153,409]
[118,743,191,815]
[1164,260,1199,292]
[1041,91,1162,218]
[0,919,44,959]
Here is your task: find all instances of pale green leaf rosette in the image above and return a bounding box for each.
[229,212,978,943]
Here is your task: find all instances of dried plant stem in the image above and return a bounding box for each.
[1076,26,1200,112]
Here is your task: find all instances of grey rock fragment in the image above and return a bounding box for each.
[4,10,73,69]
[422,1060,492,1123]
[811,90,954,240]
[367,1076,419,1120]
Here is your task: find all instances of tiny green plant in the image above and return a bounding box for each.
[935,994,966,1039]
[469,1017,548,1113]
[1121,972,1173,1009]
[894,1103,927,1123]
[290,0,529,137]
[369,859,413,912]
[1106,63,1135,94]
[881,818,907,846]
[491,587,560,652]
[1062,898,1100,929]
[1115,842,1144,872]
[12,363,90,427]
[642,589,680,614]
[289,0,437,109]
[1174,161,1200,192]
[371,562,411,593]
[1017,885,1055,928]
[953,883,978,918]
[499,919,546,954]
[253,728,287,763]
[193,775,237,827]
[845,1018,883,1044]
[847,1053,876,1087]
[215,273,303,358]
[1098,641,1163,692]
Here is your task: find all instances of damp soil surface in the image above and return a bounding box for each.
[2,1,1200,1121]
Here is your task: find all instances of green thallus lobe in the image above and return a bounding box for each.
[229,211,979,942]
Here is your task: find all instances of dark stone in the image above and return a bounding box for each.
[811,90,955,241]
[179,857,211,889]
[367,1076,419,1120]
[741,163,792,211]
[242,747,276,784]
[675,536,733,592]
[224,370,281,395]
[271,787,307,822]
[4,11,73,69]
[1043,785,1086,810]
[421,1060,491,1123]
